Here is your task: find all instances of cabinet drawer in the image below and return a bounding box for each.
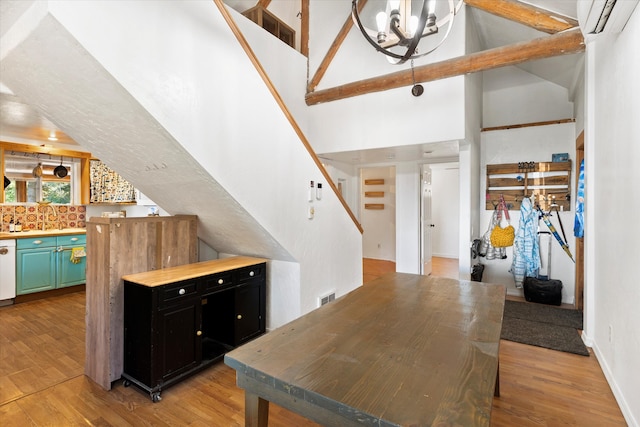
[203,272,233,291]
[57,234,86,246]
[158,281,198,307]
[17,237,57,249]
[235,264,265,283]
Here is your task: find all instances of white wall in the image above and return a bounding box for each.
[583,6,640,425]
[483,67,574,128]
[430,163,460,258]
[460,10,483,278]
[321,158,359,219]
[361,166,395,261]
[231,7,309,136]
[306,1,467,156]
[480,123,576,301]
[395,162,421,273]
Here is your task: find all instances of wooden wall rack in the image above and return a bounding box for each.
[486,160,572,211]
[365,204,384,210]
[364,191,384,198]
[364,179,385,209]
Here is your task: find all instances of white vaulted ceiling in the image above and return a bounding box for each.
[1,0,582,161]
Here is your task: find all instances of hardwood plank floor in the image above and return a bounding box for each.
[0,263,626,426]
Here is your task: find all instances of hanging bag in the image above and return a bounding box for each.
[490,195,515,247]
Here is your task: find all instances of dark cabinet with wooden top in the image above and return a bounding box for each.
[122,256,266,402]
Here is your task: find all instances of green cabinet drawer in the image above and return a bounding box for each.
[16,237,57,250]
[57,234,86,246]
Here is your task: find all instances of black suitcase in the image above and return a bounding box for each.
[523,277,563,306]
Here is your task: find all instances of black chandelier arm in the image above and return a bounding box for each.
[351,0,407,60]
[389,15,408,45]
[352,0,456,64]
[401,0,431,63]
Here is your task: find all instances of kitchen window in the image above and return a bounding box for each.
[2,152,79,204]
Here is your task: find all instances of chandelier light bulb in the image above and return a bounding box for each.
[389,0,401,12]
[409,15,419,36]
[427,0,436,14]
[376,11,388,32]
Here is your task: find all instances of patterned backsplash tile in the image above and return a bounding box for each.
[0,204,86,232]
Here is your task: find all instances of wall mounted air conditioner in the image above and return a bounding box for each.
[578,0,639,37]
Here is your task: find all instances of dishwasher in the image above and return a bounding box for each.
[0,239,16,302]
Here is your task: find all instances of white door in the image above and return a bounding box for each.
[421,166,433,275]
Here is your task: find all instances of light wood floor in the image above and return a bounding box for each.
[0,261,626,426]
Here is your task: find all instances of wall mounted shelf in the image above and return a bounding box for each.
[365,204,384,210]
[364,191,384,198]
[486,160,572,211]
[364,179,384,185]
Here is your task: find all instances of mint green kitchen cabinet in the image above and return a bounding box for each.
[57,234,87,288]
[16,237,57,295]
[16,234,86,295]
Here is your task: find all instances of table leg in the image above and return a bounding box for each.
[494,360,500,397]
[245,391,269,427]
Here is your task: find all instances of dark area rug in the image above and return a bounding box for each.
[501,300,589,356]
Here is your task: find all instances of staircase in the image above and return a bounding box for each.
[0,0,363,326]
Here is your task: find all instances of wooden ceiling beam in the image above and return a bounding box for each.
[307,0,368,93]
[257,0,272,9]
[305,27,584,106]
[464,0,579,34]
[300,0,309,57]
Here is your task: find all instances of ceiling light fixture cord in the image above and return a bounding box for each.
[411,60,424,96]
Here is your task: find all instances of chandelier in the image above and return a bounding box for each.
[352,0,462,64]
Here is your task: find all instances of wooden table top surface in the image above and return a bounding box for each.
[121,256,267,287]
[225,273,506,426]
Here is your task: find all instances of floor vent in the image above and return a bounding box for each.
[319,292,336,307]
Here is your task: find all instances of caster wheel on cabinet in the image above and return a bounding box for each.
[151,392,162,403]
[123,380,131,387]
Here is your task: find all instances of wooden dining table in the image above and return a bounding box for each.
[224,272,506,426]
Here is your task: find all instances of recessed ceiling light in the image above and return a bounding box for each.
[48,131,58,141]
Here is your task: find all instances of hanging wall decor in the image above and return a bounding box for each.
[486,161,572,211]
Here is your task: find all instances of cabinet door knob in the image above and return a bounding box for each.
[218,279,224,285]
[179,288,186,295]
[33,240,43,245]
[71,237,78,242]
[236,314,242,320]
[249,271,255,277]
[196,330,202,336]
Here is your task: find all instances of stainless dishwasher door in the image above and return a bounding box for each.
[0,239,16,300]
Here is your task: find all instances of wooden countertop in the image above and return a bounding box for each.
[122,256,267,287]
[0,228,86,240]
[226,273,506,426]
